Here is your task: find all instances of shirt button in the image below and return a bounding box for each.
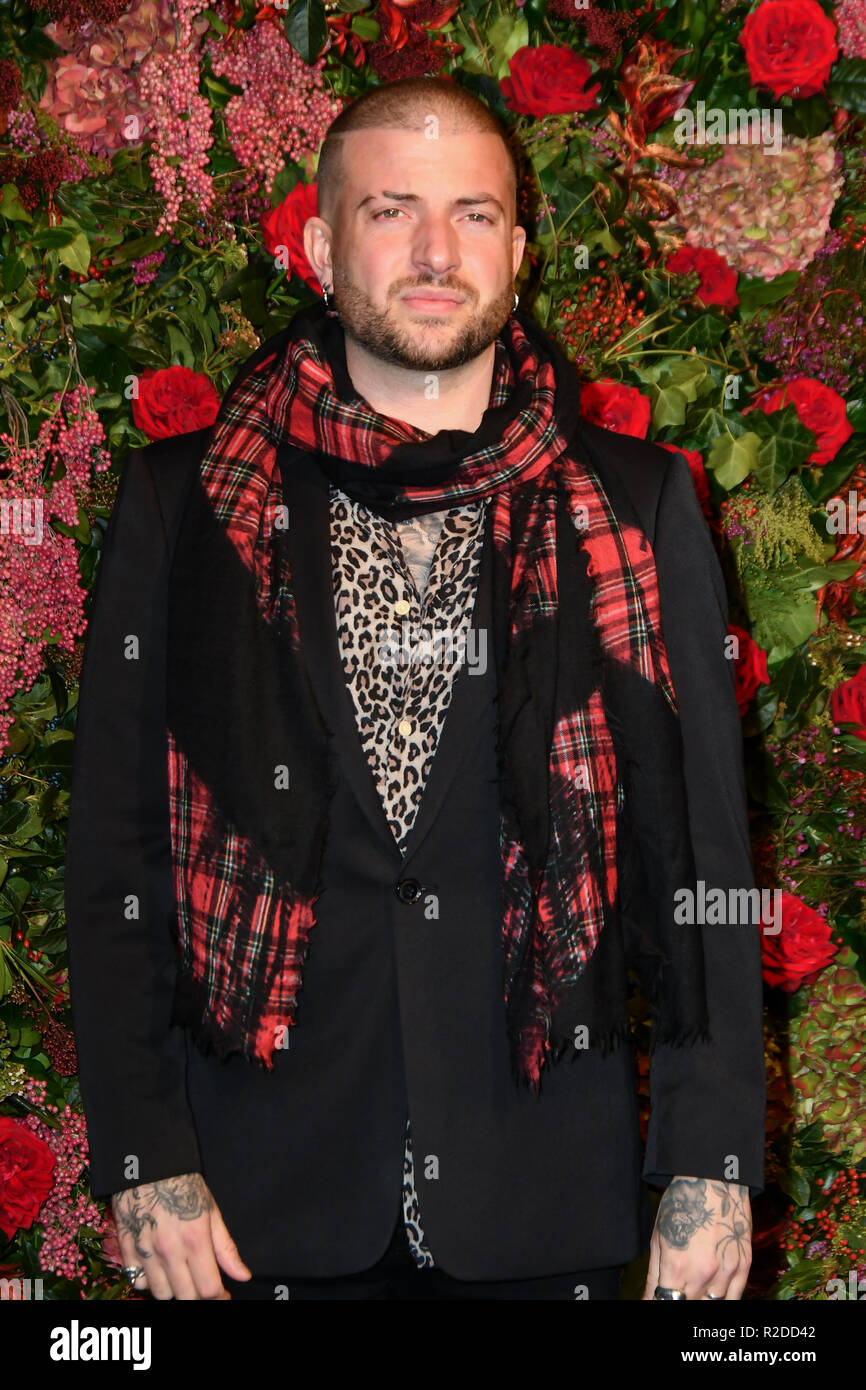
[394,598,411,615]
[398,718,412,736]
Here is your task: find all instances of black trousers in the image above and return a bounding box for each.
[221,1202,623,1301]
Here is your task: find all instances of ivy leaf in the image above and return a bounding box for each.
[749,404,817,491]
[644,358,711,430]
[663,314,727,351]
[706,430,760,490]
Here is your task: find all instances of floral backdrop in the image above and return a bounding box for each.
[0,0,865,1301]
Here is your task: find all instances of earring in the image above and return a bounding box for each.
[322,285,338,317]
[513,291,519,310]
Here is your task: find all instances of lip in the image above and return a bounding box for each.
[401,291,465,310]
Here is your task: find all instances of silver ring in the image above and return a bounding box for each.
[654,1284,687,1300]
[705,1292,725,1300]
[123,1265,145,1285]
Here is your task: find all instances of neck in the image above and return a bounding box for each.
[342,333,497,436]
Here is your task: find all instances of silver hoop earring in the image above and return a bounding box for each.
[322,285,337,316]
[513,292,519,310]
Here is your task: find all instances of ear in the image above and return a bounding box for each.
[303,216,334,290]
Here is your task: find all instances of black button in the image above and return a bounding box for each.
[395,877,423,905]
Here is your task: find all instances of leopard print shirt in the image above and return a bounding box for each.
[330,483,488,1269]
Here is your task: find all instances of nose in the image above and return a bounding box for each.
[409,210,460,281]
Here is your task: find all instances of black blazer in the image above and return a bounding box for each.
[64,419,766,1280]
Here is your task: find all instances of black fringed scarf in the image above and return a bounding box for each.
[165,297,709,1090]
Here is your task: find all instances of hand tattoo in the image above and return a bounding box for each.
[708,1180,752,1269]
[656,1176,714,1248]
[113,1173,213,1264]
[656,1177,751,1270]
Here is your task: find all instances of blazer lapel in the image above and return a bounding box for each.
[278,443,401,852]
[399,515,496,867]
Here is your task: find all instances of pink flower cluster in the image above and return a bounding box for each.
[131,248,166,286]
[206,17,342,219]
[137,0,215,235]
[835,0,866,58]
[0,385,110,753]
[38,0,198,160]
[20,1078,110,1286]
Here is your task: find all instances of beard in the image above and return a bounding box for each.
[328,262,515,371]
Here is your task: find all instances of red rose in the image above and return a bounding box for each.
[501,45,601,117]
[743,377,853,466]
[658,442,713,518]
[830,663,866,740]
[761,892,838,992]
[580,379,651,438]
[728,622,771,715]
[740,0,839,99]
[260,182,321,295]
[666,246,739,311]
[131,366,221,441]
[0,1117,56,1240]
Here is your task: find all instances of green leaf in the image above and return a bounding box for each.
[0,183,33,222]
[166,323,194,367]
[706,430,760,490]
[781,95,832,138]
[776,1167,811,1207]
[57,232,91,274]
[488,14,528,78]
[1,254,26,292]
[750,404,817,491]
[736,270,800,316]
[801,436,864,503]
[31,225,81,249]
[826,56,866,115]
[644,358,711,431]
[663,314,727,351]
[201,7,230,32]
[351,14,380,39]
[846,397,866,432]
[283,0,329,62]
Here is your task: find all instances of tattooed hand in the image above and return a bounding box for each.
[642,1175,752,1301]
[112,1172,252,1300]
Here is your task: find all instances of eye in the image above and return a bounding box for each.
[370,209,494,223]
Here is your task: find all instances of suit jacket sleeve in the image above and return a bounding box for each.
[641,450,766,1198]
[65,445,203,1200]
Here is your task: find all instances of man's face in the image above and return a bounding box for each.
[306,127,526,372]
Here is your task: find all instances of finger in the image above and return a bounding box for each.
[148,1225,210,1301]
[643,1235,661,1301]
[723,1258,752,1301]
[210,1205,253,1283]
[142,1256,175,1301]
[184,1232,233,1300]
[655,1246,694,1300]
[116,1233,150,1295]
[159,1249,202,1301]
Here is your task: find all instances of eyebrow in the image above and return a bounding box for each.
[356,190,505,217]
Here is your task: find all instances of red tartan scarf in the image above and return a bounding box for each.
[165,298,709,1090]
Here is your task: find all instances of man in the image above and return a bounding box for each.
[64,76,765,1302]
